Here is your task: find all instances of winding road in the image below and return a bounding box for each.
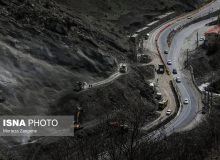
[144,0,220,140]
[9,0,220,148]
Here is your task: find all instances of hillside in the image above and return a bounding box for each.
[0,0,208,124]
[56,0,208,32]
[189,18,220,93]
[0,0,212,159]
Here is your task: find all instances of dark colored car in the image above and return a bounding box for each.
[164,50,169,54]
[173,69,177,74]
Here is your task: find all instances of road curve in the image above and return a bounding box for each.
[144,0,220,140]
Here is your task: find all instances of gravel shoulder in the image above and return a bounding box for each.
[142,30,177,131]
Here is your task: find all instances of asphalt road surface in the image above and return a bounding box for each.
[143,0,220,140]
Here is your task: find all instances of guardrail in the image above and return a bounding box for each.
[170,80,183,118]
[142,0,215,134]
[151,81,183,135]
[168,9,220,47]
[155,22,175,75]
[184,9,220,28]
[189,65,203,94]
[129,12,177,60]
[144,80,182,134]
[132,13,177,39]
[146,0,215,39]
[155,0,216,74]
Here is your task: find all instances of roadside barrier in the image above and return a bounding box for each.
[154,0,216,75]
[189,65,203,95]
[145,80,182,133]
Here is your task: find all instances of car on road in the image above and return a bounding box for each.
[158,64,165,74]
[184,98,189,104]
[167,60,172,65]
[145,33,150,40]
[74,81,87,91]
[199,37,205,41]
[166,109,172,115]
[176,77,181,83]
[119,64,127,73]
[187,16,192,19]
[156,92,162,100]
[164,50,169,54]
[172,69,177,74]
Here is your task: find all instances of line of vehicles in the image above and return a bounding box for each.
[74,81,87,92]
[73,106,129,132]
[72,63,128,132]
[160,49,183,83]
[150,82,171,115]
[156,49,190,115]
[73,64,128,92]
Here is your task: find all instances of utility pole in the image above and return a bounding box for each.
[208,89,211,115]
[141,38,144,54]
[135,38,138,62]
[186,49,189,68]
[209,72,215,115]
[208,89,210,108]
[210,89,213,114]
[204,87,207,109]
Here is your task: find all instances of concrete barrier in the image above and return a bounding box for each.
[139,12,176,38]
[155,22,175,75]
[129,11,177,60]
[154,0,217,74]
[184,9,220,29]
[167,3,220,48]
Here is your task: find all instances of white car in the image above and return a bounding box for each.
[184,98,189,104]
[176,77,181,83]
[199,37,205,41]
[167,60,172,65]
[166,109,172,115]
[187,16,192,19]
